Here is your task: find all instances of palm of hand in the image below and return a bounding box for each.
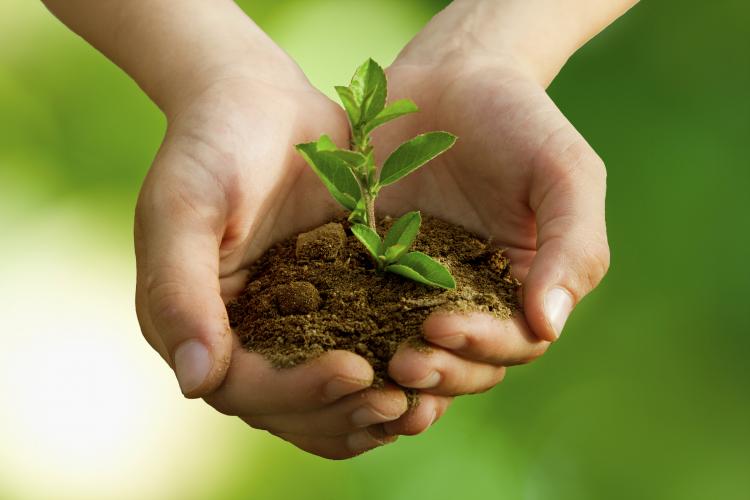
[372,61,609,395]
[136,78,439,460]
[135,58,608,460]
[378,63,562,280]
[171,82,349,278]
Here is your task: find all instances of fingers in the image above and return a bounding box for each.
[526,130,610,341]
[383,393,452,436]
[388,344,507,397]
[387,313,549,397]
[203,346,375,416]
[274,425,398,461]
[135,177,232,399]
[422,312,549,366]
[266,394,452,460]
[242,384,408,437]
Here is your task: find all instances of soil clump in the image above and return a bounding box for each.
[227,216,521,388]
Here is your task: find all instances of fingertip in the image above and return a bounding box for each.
[315,350,374,403]
[387,346,437,389]
[172,325,232,398]
[544,286,575,340]
[423,311,487,347]
[173,339,212,397]
[383,394,448,436]
[317,349,375,382]
[422,312,463,342]
[523,284,575,342]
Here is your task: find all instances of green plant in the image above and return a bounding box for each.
[295,58,457,289]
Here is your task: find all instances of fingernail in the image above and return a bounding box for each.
[428,333,466,350]
[324,376,370,402]
[406,371,441,389]
[350,407,399,428]
[544,287,575,339]
[173,340,212,395]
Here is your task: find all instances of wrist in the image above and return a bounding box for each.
[151,44,307,121]
[117,1,307,117]
[44,0,308,118]
[394,0,638,87]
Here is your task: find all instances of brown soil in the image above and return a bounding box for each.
[227,215,521,389]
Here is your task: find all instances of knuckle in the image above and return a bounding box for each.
[368,394,408,419]
[535,134,606,193]
[580,238,611,291]
[147,278,189,324]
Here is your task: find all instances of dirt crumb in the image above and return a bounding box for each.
[295,222,347,261]
[227,215,521,388]
[275,281,321,315]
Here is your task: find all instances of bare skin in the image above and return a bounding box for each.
[43,0,637,459]
[379,55,610,399]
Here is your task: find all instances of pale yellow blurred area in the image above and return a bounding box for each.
[0,1,432,498]
[0,2,255,498]
[0,196,257,500]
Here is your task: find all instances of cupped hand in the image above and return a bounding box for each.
[133,68,443,459]
[378,53,610,399]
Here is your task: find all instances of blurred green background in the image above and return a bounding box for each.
[1,1,748,499]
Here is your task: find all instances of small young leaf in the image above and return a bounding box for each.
[350,58,387,125]
[364,99,419,134]
[315,134,338,151]
[348,197,367,225]
[383,243,408,264]
[386,251,456,289]
[296,137,362,211]
[335,85,361,126]
[351,224,382,261]
[378,132,457,187]
[324,150,367,171]
[382,211,421,258]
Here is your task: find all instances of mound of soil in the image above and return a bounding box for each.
[227,215,521,388]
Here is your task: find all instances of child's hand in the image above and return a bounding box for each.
[375,4,613,400]
[134,75,430,459]
[46,0,631,458]
[44,0,428,459]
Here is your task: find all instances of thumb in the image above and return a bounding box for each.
[523,138,611,342]
[135,189,232,399]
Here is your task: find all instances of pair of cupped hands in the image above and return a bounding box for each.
[133,29,610,459]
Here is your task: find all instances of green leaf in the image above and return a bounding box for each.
[378,132,457,187]
[324,150,367,171]
[351,224,382,261]
[295,136,362,211]
[350,58,387,124]
[382,211,421,263]
[386,251,456,289]
[315,134,338,151]
[348,198,367,225]
[364,99,419,134]
[383,244,408,263]
[335,85,361,127]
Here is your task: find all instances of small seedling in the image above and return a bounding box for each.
[295,58,457,289]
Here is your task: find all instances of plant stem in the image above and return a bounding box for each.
[364,192,377,232]
[352,126,378,232]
